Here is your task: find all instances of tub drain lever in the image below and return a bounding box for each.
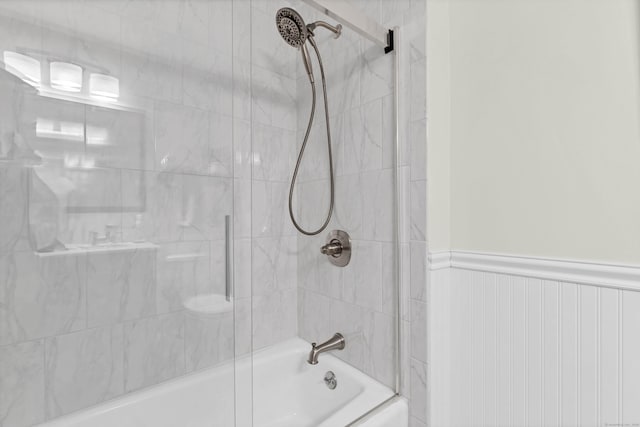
[324,371,337,390]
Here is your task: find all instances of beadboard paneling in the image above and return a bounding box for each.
[429,253,640,427]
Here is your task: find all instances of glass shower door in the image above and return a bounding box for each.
[248,1,401,425]
[0,1,244,426]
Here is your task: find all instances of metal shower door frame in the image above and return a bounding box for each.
[345,23,404,425]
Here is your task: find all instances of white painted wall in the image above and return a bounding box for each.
[426,0,451,252]
[446,0,640,264]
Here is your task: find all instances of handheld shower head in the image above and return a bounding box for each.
[276,7,314,82]
[275,7,341,236]
[276,7,308,48]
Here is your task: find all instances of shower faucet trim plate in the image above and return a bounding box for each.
[321,230,351,267]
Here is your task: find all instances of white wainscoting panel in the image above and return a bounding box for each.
[428,252,640,427]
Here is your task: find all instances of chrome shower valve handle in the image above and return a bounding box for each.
[320,240,342,256]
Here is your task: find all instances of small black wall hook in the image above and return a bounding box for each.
[385,29,394,54]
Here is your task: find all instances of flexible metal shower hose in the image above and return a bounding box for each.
[288,36,335,236]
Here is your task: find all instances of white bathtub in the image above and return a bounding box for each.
[39,338,407,427]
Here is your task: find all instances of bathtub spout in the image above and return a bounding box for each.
[307,333,345,365]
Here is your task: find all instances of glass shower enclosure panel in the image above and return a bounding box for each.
[249,1,400,425]
[0,1,242,426]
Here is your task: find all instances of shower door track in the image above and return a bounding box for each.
[345,394,401,426]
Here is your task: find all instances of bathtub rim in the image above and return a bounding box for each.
[345,393,403,426]
[36,337,400,427]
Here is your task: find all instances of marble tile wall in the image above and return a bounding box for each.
[0,1,242,425]
[292,3,398,380]
[292,0,428,425]
[248,0,300,351]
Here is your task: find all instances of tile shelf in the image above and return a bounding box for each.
[36,241,158,257]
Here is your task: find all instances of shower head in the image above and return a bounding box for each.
[276,7,308,48]
[276,7,314,83]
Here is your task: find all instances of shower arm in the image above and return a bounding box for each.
[306,21,342,38]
